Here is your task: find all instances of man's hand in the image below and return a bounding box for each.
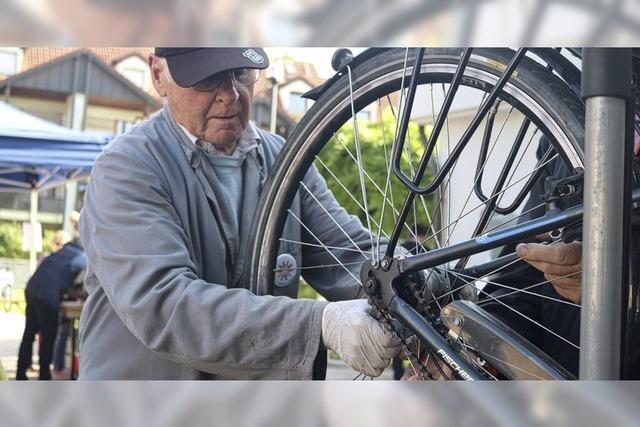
[515,241,582,304]
[322,299,401,377]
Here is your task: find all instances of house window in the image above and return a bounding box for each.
[288,92,307,114]
[357,110,371,122]
[0,49,19,76]
[115,120,134,135]
[121,67,146,88]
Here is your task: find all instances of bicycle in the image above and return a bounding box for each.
[248,48,640,380]
[1,283,11,313]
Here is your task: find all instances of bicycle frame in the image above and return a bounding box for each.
[359,47,640,379]
[366,190,640,381]
[385,48,536,262]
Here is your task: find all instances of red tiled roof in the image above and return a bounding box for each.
[22,47,153,70]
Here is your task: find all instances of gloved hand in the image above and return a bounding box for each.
[321,299,401,377]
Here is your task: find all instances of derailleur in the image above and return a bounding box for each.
[361,258,444,314]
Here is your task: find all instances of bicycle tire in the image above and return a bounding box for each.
[248,48,587,379]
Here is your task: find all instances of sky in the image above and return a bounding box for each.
[265,47,365,79]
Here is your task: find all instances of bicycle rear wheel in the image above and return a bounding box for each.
[249,48,586,379]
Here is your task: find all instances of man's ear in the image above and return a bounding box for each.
[149,55,167,97]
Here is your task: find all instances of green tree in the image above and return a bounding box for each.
[0,222,28,259]
[316,112,435,243]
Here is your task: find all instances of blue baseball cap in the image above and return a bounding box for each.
[154,48,269,88]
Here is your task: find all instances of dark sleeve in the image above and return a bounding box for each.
[481,136,559,343]
[481,135,580,358]
[312,341,328,380]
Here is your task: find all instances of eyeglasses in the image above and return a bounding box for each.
[192,68,261,92]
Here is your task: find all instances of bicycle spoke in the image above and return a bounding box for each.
[445,103,515,250]
[331,132,429,244]
[274,261,364,272]
[432,96,513,251]
[388,93,441,250]
[384,53,442,252]
[279,238,366,255]
[481,126,542,232]
[461,342,546,380]
[376,98,395,261]
[315,156,391,241]
[480,202,545,235]
[347,65,376,260]
[445,269,580,350]
[300,181,370,260]
[418,153,560,249]
[433,240,565,303]
[444,267,582,308]
[286,209,363,287]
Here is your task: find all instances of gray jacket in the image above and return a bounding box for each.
[79,106,373,379]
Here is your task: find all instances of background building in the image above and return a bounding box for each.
[0,48,335,250]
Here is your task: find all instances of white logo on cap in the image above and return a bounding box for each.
[243,49,265,64]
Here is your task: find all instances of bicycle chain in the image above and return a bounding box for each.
[367,293,433,380]
[365,274,444,380]
[367,277,489,381]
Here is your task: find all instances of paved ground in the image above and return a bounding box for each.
[0,312,36,380]
[0,311,395,381]
[326,358,394,380]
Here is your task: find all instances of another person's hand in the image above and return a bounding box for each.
[322,299,401,377]
[515,241,582,304]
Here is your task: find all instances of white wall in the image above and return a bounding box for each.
[411,85,541,267]
[115,55,152,92]
[280,79,313,114]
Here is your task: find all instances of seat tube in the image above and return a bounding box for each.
[580,48,633,380]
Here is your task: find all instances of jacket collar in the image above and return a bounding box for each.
[164,105,261,158]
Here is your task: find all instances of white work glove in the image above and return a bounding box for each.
[321,299,401,377]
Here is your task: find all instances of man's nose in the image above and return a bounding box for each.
[215,75,239,103]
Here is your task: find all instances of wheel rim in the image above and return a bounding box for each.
[252,49,585,379]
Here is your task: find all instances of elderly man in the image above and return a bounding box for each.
[78,48,403,380]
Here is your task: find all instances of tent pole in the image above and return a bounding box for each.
[63,180,78,236]
[29,188,38,274]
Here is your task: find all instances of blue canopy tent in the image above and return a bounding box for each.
[0,102,109,271]
[0,136,107,191]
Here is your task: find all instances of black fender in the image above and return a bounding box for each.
[529,48,582,98]
[303,47,582,102]
[302,48,391,101]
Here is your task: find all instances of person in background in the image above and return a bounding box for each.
[37,230,70,265]
[15,211,86,380]
[52,211,85,379]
